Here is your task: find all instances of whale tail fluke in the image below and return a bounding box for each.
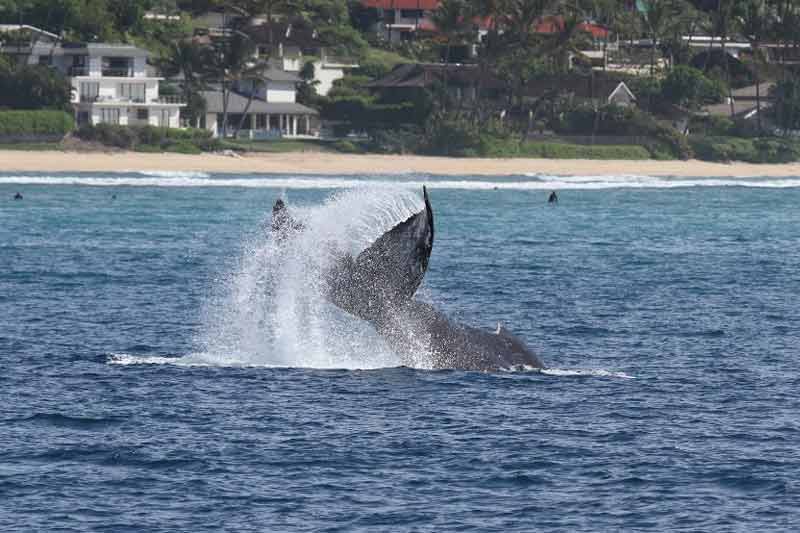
[327,187,434,322]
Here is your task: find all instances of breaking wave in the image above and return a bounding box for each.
[3,173,800,189]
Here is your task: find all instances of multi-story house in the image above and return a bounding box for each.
[0,27,184,128]
[249,21,359,96]
[361,0,440,44]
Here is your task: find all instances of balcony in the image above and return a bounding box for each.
[321,53,358,68]
[101,68,135,77]
[77,95,184,105]
[69,66,90,76]
[154,95,186,105]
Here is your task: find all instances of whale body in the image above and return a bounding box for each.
[325,188,545,372]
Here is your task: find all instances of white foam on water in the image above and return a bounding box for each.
[541,368,635,379]
[3,173,800,189]
[135,170,211,179]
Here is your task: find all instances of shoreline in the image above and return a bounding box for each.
[3,150,800,177]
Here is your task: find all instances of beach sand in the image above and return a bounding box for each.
[2,150,800,177]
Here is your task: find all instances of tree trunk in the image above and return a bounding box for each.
[222,81,230,138]
[233,81,258,137]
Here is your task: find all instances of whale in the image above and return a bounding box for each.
[324,187,545,372]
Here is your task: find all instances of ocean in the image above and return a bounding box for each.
[1,171,798,531]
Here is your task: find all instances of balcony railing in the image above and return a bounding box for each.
[69,66,90,76]
[155,95,185,104]
[101,68,135,77]
[321,54,358,67]
[77,95,184,105]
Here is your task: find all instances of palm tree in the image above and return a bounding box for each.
[638,0,682,75]
[431,0,474,111]
[158,39,209,126]
[737,0,769,132]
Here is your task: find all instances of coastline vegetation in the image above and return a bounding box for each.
[3,0,800,162]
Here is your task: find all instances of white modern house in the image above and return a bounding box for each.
[0,28,184,128]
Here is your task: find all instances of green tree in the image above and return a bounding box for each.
[158,39,210,125]
[736,0,769,132]
[769,76,800,134]
[638,0,683,75]
[431,0,474,111]
[296,60,320,104]
[0,62,72,110]
[661,64,724,110]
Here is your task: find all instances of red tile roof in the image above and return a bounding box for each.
[534,16,609,39]
[362,0,440,10]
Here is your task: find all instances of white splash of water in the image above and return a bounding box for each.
[541,368,635,379]
[185,186,428,369]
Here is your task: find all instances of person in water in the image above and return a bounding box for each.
[548,191,558,204]
[14,192,23,200]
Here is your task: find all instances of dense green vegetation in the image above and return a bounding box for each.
[0,110,74,137]
[75,123,222,153]
[0,59,71,111]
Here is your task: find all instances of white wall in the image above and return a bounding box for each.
[265,81,296,103]
[313,61,345,96]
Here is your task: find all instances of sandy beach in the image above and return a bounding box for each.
[3,149,800,176]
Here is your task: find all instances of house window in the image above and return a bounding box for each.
[158,109,170,127]
[102,57,132,77]
[80,82,100,102]
[400,9,423,18]
[38,55,51,66]
[77,111,90,125]
[100,108,120,125]
[137,109,149,120]
[119,83,146,103]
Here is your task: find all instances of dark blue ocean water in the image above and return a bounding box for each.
[1,172,799,532]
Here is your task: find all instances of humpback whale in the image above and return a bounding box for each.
[322,188,545,372]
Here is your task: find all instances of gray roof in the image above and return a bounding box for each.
[259,67,301,82]
[84,43,149,58]
[201,90,318,115]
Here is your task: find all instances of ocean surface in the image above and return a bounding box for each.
[1,171,799,532]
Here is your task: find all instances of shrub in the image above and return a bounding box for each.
[517,142,651,159]
[331,140,363,153]
[558,105,692,159]
[421,116,482,157]
[76,123,219,152]
[689,136,800,163]
[366,126,423,154]
[752,138,800,163]
[0,110,74,137]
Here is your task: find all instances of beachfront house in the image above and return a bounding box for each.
[249,20,359,96]
[199,66,319,138]
[367,62,507,106]
[0,28,184,128]
[524,75,637,108]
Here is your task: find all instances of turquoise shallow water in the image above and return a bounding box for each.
[1,172,799,531]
